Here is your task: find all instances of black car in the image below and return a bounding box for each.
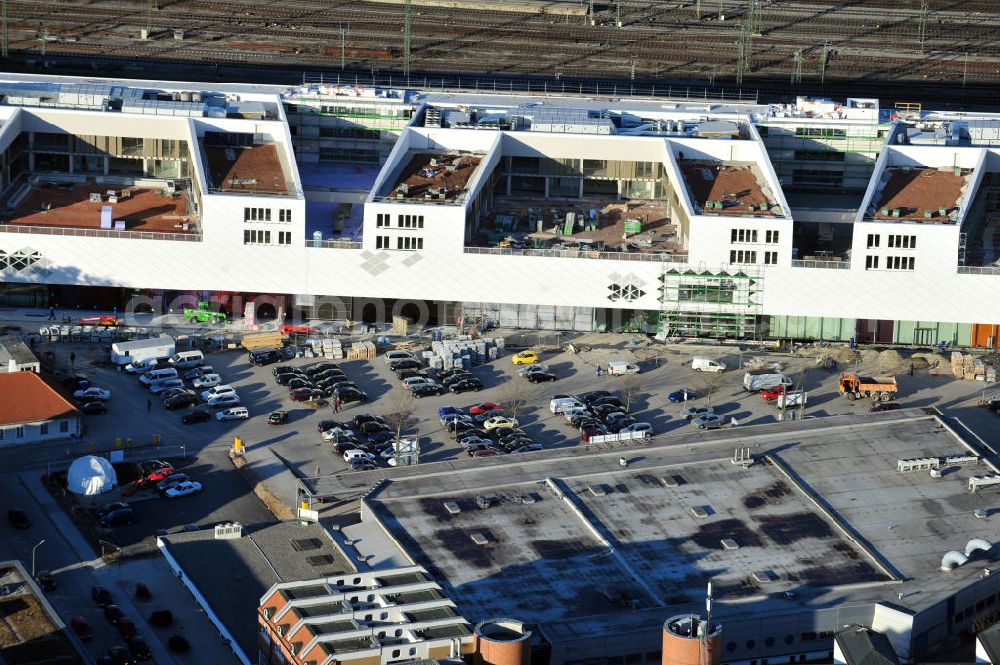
[360,421,390,436]
[306,363,339,376]
[105,645,132,665]
[158,387,191,402]
[525,372,557,383]
[249,350,280,366]
[272,365,303,377]
[446,419,477,435]
[181,408,212,424]
[268,410,289,425]
[437,367,470,381]
[164,393,199,410]
[396,369,428,381]
[441,373,473,388]
[128,636,152,662]
[388,358,422,372]
[488,426,521,441]
[592,403,626,419]
[412,383,445,398]
[870,402,902,412]
[312,369,348,382]
[449,379,483,394]
[579,390,614,405]
[8,509,30,529]
[96,502,129,519]
[333,440,360,455]
[334,387,368,403]
[275,372,309,386]
[319,379,357,391]
[591,395,625,409]
[352,414,387,429]
[608,417,637,433]
[81,401,108,415]
[317,419,350,433]
[103,604,125,625]
[367,431,395,446]
[91,585,113,607]
[285,377,316,391]
[99,508,135,528]
[503,439,533,452]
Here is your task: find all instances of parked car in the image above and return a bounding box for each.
[412,383,445,398]
[273,365,304,376]
[693,414,726,429]
[388,358,422,372]
[117,617,137,640]
[106,645,132,665]
[441,373,474,389]
[483,416,518,430]
[667,388,698,403]
[680,405,714,420]
[517,363,549,377]
[360,421,390,436]
[305,363,340,376]
[182,365,214,381]
[149,378,185,395]
[472,449,502,458]
[96,502,129,519]
[207,394,241,409]
[870,402,902,413]
[333,440,360,455]
[384,351,417,365]
[438,368,471,381]
[103,604,125,625]
[249,350,280,366]
[526,372,557,383]
[92,585,114,607]
[620,422,653,435]
[164,393,199,410]
[268,410,289,425]
[156,474,190,493]
[760,385,786,401]
[192,373,222,389]
[274,372,308,386]
[352,414,387,428]
[74,387,111,401]
[216,407,250,421]
[511,350,539,365]
[181,408,212,425]
[70,616,93,641]
[128,636,152,662]
[449,379,484,394]
[402,376,437,391]
[578,390,613,405]
[581,425,608,442]
[81,401,108,415]
[99,508,135,528]
[334,387,368,403]
[510,443,544,454]
[608,416,637,433]
[201,385,235,401]
[320,427,355,442]
[158,387,191,402]
[591,395,625,409]
[472,408,506,424]
[395,369,428,381]
[290,388,324,402]
[367,431,396,446]
[285,377,316,391]
[165,481,203,498]
[8,509,30,529]
[36,570,54,591]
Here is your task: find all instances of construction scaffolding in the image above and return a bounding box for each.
[659,266,763,338]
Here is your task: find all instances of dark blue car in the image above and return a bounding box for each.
[667,388,697,403]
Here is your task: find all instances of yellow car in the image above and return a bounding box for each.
[511,351,539,366]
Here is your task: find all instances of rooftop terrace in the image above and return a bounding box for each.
[315,412,999,634]
[202,140,293,196]
[383,151,483,203]
[0,562,81,665]
[872,166,972,222]
[680,160,779,217]
[2,179,196,234]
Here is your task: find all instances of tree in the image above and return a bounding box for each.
[620,373,643,414]
[698,370,726,407]
[499,376,531,421]
[384,387,416,444]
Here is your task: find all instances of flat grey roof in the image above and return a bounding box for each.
[324,412,999,635]
[0,335,38,367]
[160,522,355,659]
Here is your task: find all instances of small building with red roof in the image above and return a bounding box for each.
[0,372,80,444]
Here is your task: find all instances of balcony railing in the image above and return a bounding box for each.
[0,224,201,242]
[306,239,363,249]
[958,266,1000,275]
[463,246,685,262]
[791,259,851,269]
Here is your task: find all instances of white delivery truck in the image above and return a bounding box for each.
[743,372,794,392]
[776,391,807,409]
[112,335,176,368]
[692,357,726,373]
[607,361,640,375]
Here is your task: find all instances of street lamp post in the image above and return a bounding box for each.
[31,539,45,578]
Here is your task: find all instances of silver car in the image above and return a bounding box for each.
[680,405,714,420]
[693,414,726,429]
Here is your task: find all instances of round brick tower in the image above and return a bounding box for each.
[474,618,531,665]
[662,614,722,665]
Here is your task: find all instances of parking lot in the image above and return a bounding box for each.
[66,336,999,497]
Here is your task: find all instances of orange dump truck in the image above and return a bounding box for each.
[839,373,898,401]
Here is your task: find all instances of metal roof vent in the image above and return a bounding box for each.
[470,533,489,546]
[965,538,992,557]
[589,485,608,497]
[690,506,712,519]
[214,522,243,539]
[444,501,461,515]
[721,539,740,551]
[941,550,969,571]
[660,475,683,488]
[975,509,989,519]
[753,570,777,583]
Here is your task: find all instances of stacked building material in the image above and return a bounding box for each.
[951,352,991,380]
[322,338,343,359]
[347,341,376,360]
[422,337,504,370]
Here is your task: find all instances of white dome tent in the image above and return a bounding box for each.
[66,455,117,496]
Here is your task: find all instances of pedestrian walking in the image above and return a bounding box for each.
[909,362,914,376]
[147,399,152,413]
[595,365,602,377]
[69,352,76,367]
[335,397,342,413]
[47,306,56,321]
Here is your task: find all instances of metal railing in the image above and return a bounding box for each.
[0,224,201,242]
[305,239,363,249]
[958,265,1000,275]
[463,246,685,262]
[791,259,851,269]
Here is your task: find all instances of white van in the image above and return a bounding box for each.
[139,367,179,385]
[169,350,204,369]
[550,397,585,414]
[126,356,170,374]
[607,361,640,375]
[201,384,235,401]
[692,357,726,373]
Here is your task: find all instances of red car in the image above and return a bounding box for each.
[70,616,92,641]
[145,466,174,482]
[471,449,500,458]
[469,402,500,415]
[759,385,786,401]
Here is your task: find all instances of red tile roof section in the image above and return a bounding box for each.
[0,372,79,426]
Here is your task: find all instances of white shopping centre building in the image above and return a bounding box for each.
[0,73,998,346]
